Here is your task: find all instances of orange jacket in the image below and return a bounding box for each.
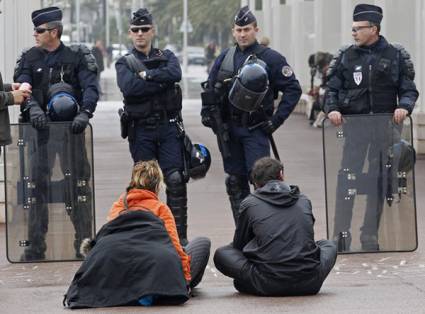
[107,189,191,282]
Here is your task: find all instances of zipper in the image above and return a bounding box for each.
[368,64,373,113]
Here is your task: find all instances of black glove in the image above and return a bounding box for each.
[71,111,90,134]
[201,115,213,128]
[29,104,47,130]
[261,119,277,134]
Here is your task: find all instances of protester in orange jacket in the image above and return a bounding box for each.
[108,160,210,287]
[64,160,210,308]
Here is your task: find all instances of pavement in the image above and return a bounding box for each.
[0,66,424,313]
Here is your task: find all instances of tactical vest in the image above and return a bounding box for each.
[14,46,86,110]
[123,49,182,119]
[340,45,399,114]
[216,45,274,125]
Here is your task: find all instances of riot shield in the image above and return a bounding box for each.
[4,122,96,262]
[323,114,417,253]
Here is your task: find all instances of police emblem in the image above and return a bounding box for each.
[353,71,362,85]
[282,65,293,77]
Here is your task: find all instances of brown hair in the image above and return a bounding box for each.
[127,160,164,194]
[250,157,284,188]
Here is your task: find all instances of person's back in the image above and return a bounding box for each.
[236,180,320,280]
[214,157,337,296]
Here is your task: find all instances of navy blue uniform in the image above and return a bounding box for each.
[14,42,99,261]
[116,47,189,243]
[323,36,419,251]
[15,42,99,115]
[207,41,302,223]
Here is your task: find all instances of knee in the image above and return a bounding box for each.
[165,171,186,193]
[225,174,249,194]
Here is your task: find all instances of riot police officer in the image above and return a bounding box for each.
[202,6,302,224]
[14,6,99,260]
[324,4,419,251]
[115,9,189,244]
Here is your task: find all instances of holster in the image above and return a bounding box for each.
[118,108,129,139]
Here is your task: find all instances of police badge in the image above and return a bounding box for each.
[281,65,293,77]
[353,65,362,85]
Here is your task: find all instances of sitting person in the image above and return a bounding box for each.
[214,157,337,296]
[64,160,210,308]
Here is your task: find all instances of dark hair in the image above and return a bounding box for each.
[250,157,284,188]
[369,21,380,34]
[46,21,63,38]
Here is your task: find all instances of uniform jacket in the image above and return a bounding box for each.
[235,180,321,281]
[324,36,418,115]
[108,189,191,282]
[14,42,99,115]
[116,47,181,99]
[0,72,13,145]
[64,210,189,308]
[208,41,302,128]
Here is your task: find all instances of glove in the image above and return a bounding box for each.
[261,119,277,134]
[29,104,47,130]
[71,111,90,134]
[201,115,213,128]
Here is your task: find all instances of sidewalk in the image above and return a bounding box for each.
[0,99,424,313]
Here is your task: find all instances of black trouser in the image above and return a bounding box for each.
[185,237,211,289]
[213,240,337,296]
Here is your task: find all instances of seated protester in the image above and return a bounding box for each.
[214,157,337,296]
[64,160,210,309]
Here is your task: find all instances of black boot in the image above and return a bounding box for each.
[166,171,188,245]
[225,174,250,225]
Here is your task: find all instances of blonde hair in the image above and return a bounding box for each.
[127,160,164,194]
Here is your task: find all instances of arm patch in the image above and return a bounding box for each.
[392,43,415,80]
[70,44,98,74]
[13,48,30,81]
[326,45,351,79]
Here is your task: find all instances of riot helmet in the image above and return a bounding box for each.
[47,82,78,121]
[188,143,211,180]
[228,55,269,112]
[392,139,415,173]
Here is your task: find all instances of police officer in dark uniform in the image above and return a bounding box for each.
[324,4,419,251]
[14,6,99,260]
[203,6,302,224]
[115,9,188,244]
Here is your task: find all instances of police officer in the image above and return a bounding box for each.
[115,9,188,244]
[324,4,419,251]
[14,6,99,260]
[203,6,302,224]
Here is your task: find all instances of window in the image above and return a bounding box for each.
[255,0,262,10]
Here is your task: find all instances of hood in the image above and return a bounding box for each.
[252,180,300,207]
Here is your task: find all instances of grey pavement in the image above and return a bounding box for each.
[1,70,425,313]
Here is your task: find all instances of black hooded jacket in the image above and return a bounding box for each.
[235,181,320,280]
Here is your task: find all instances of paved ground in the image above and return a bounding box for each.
[0,66,424,313]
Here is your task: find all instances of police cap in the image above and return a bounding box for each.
[131,8,153,26]
[234,6,256,26]
[353,4,383,24]
[32,6,62,27]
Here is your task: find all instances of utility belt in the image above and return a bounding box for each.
[229,111,265,128]
[119,107,179,139]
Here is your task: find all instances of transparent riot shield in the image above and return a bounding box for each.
[323,114,417,253]
[4,122,96,262]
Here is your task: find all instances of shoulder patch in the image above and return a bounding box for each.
[327,44,352,78]
[281,65,293,77]
[392,43,415,80]
[69,44,98,74]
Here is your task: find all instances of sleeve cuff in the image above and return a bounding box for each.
[6,92,14,106]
